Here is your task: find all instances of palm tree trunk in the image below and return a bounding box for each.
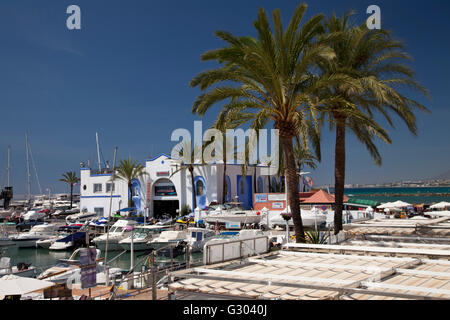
[334,116,346,235]
[222,158,227,204]
[70,184,73,209]
[281,136,305,243]
[189,166,197,209]
[268,175,272,193]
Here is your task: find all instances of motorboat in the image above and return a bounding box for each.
[36,234,67,249]
[11,224,59,248]
[0,208,14,220]
[185,227,218,252]
[37,248,123,284]
[0,257,37,278]
[49,231,87,251]
[119,225,166,251]
[92,219,138,251]
[66,212,98,224]
[21,209,46,221]
[147,230,187,250]
[202,205,264,227]
[269,209,327,229]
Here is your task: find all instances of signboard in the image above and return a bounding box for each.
[80,248,97,289]
[225,221,241,229]
[156,171,170,177]
[255,194,268,203]
[268,194,286,201]
[272,202,284,209]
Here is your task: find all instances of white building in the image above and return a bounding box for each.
[80,153,291,218]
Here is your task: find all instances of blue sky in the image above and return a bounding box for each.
[0,0,449,195]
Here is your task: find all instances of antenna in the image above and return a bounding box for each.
[96,132,102,172]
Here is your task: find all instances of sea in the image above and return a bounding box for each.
[343,186,450,205]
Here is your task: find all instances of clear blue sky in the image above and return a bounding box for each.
[0,0,449,195]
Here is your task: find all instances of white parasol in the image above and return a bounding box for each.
[0,275,54,299]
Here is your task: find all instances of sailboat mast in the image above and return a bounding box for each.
[25,133,31,201]
[7,145,10,187]
[96,132,102,172]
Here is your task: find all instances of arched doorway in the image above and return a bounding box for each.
[152,178,179,218]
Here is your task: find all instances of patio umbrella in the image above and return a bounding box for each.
[377,202,394,209]
[390,200,411,208]
[0,275,54,299]
[430,202,450,209]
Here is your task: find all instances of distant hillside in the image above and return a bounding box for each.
[432,170,450,180]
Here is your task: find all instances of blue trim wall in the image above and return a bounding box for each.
[146,153,172,162]
[81,195,121,198]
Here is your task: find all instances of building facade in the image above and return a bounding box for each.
[79,153,306,218]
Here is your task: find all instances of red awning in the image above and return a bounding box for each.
[302,189,348,204]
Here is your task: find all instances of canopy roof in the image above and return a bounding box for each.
[302,190,349,204]
[0,275,54,298]
[430,202,450,209]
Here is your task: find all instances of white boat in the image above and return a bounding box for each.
[119,225,166,251]
[0,208,14,219]
[203,206,264,226]
[49,231,87,251]
[269,209,327,229]
[37,248,123,284]
[36,234,67,249]
[0,257,37,278]
[22,209,46,221]
[12,224,59,248]
[147,230,187,250]
[66,212,98,224]
[186,227,218,252]
[92,219,138,251]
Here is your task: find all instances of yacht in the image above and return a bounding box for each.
[185,227,218,252]
[21,209,46,221]
[119,225,166,251]
[203,203,264,227]
[0,208,14,220]
[36,234,67,249]
[49,231,87,251]
[147,230,187,250]
[269,209,327,229]
[11,224,59,248]
[92,219,138,251]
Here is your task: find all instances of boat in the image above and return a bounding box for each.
[147,230,187,250]
[269,209,327,229]
[118,225,166,251]
[49,231,87,251]
[202,204,264,227]
[66,212,98,224]
[37,248,123,284]
[92,219,138,251]
[36,234,67,249]
[21,209,46,221]
[0,257,37,278]
[11,224,59,248]
[0,208,14,220]
[185,227,218,252]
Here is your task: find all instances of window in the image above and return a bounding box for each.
[106,183,115,193]
[196,180,204,196]
[94,207,104,216]
[93,184,102,193]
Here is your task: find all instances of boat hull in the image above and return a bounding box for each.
[12,238,40,248]
[93,240,123,251]
[119,240,152,251]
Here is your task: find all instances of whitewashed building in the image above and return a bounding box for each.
[79,153,294,218]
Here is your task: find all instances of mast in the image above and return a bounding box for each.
[104,146,118,286]
[96,132,102,172]
[25,133,31,202]
[7,145,10,187]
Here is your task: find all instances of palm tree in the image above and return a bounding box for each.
[114,158,148,208]
[319,13,430,234]
[190,3,342,242]
[59,171,80,209]
[170,140,203,210]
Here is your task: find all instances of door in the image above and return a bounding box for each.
[237,175,253,209]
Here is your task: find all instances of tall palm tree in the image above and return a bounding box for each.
[59,171,80,209]
[114,158,148,208]
[170,141,203,210]
[190,3,342,242]
[319,13,431,234]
